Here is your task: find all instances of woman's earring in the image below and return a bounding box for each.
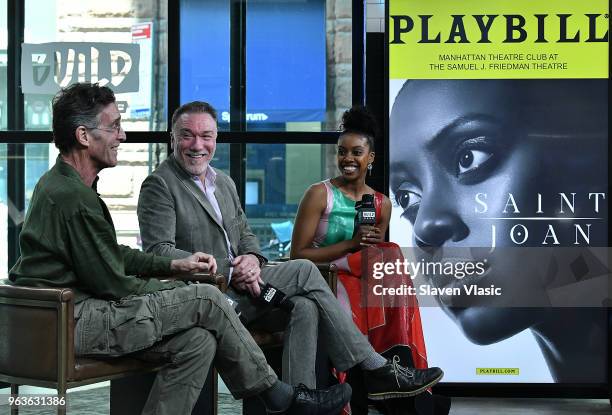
[367,163,373,176]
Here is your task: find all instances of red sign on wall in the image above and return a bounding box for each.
[132,23,151,40]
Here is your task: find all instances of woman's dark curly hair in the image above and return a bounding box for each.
[338,105,378,150]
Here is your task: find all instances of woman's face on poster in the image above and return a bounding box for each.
[389,80,556,344]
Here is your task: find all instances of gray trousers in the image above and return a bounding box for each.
[229,259,374,387]
[74,260,374,414]
[74,283,277,415]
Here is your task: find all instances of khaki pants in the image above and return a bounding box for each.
[74,283,277,415]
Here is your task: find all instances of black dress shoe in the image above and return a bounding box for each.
[280,383,352,415]
[365,356,443,400]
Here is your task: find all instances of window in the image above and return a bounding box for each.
[179,0,230,131]
[25,144,50,209]
[0,0,6,275]
[1,0,175,270]
[246,0,351,132]
[211,143,230,176]
[97,143,168,248]
[2,0,358,277]
[0,0,359,403]
[0,143,6,278]
[0,0,7,130]
[246,143,337,259]
[180,0,352,132]
[23,0,168,131]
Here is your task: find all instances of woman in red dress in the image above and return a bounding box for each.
[291,106,449,415]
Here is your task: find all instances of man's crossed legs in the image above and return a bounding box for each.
[228,259,444,398]
[74,283,349,414]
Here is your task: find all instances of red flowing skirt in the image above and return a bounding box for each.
[337,242,428,369]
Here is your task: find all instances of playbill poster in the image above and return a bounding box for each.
[387,0,609,383]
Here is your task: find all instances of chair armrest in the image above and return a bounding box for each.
[312,262,336,274]
[148,273,228,293]
[314,263,337,295]
[0,282,75,382]
[182,273,228,292]
[0,282,74,303]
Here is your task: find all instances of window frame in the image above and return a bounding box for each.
[0,0,365,269]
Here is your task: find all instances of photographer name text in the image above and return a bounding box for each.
[372,283,502,297]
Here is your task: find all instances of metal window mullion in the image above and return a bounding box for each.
[217,131,340,144]
[229,0,247,206]
[166,0,180,155]
[7,0,24,131]
[365,32,385,196]
[352,0,365,106]
[6,144,24,270]
[6,0,25,271]
[0,130,171,144]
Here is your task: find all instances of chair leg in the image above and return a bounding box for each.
[57,386,67,415]
[10,384,18,415]
[212,370,218,415]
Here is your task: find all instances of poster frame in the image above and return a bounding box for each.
[383,0,611,399]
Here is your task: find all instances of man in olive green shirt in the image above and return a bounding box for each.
[8,83,351,415]
[10,155,189,302]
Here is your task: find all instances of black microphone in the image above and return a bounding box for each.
[222,256,296,320]
[225,280,294,322]
[354,194,376,237]
[258,282,294,312]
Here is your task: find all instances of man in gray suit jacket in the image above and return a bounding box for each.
[137,101,443,399]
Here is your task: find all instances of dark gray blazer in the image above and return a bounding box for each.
[137,155,262,275]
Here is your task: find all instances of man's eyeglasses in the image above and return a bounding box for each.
[85,124,123,134]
